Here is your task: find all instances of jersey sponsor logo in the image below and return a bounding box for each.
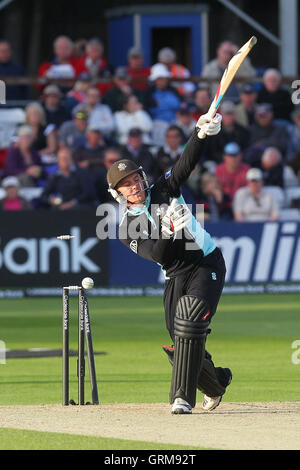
[165,169,172,179]
[130,240,138,254]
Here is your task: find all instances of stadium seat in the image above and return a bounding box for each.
[285,187,300,208]
[279,208,300,221]
[265,185,285,208]
[0,108,25,148]
[19,187,43,201]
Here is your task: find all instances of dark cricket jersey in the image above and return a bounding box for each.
[118,129,216,279]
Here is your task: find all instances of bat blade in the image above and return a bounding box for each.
[198,36,257,138]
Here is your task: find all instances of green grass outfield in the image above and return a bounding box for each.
[0,293,299,449]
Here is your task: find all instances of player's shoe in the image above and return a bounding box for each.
[171,398,192,414]
[202,368,232,412]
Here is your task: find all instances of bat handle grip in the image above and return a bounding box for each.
[197,111,216,139]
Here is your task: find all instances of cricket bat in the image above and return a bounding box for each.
[199,36,257,138]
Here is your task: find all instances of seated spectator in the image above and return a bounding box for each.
[0,176,32,210]
[286,106,300,161]
[114,94,153,144]
[0,40,28,100]
[190,85,211,120]
[73,124,108,170]
[144,64,181,124]
[198,172,232,221]
[63,72,92,112]
[235,83,257,127]
[39,147,97,209]
[174,108,197,142]
[202,40,256,102]
[3,125,45,187]
[257,69,294,122]
[126,46,150,91]
[102,67,144,112]
[156,125,185,175]
[93,147,121,203]
[260,147,298,188]
[42,85,71,128]
[37,36,78,88]
[25,102,57,156]
[58,108,88,149]
[215,142,250,202]
[120,128,158,183]
[233,167,279,221]
[75,38,113,96]
[157,47,195,97]
[205,100,250,163]
[248,103,288,157]
[74,85,115,138]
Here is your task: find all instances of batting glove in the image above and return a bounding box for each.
[196,113,222,139]
[161,199,191,238]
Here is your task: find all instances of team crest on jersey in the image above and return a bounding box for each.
[130,240,138,253]
[118,162,127,171]
[165,169,172,179]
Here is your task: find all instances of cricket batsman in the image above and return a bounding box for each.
[106,113,232,414]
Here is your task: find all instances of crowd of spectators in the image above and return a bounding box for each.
[0,36,300,222]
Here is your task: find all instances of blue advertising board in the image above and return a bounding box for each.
[109,222,300,286]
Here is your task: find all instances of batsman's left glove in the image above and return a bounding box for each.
[161,198,191,238]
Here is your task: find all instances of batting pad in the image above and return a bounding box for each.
[170,296,210,408]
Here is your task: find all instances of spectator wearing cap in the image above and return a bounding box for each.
[63,72,92,112]
[37,36,78,91]
[0,176,32,211]
[0,40,28,100]
[114,94,153,144]
[144,63,181,124]
[102,66,144,113]
[202,40,256,102]
[248,103,288,157]
[42,85,71,128]
[204,100,250,163]
[215,142,250,202]
[157,47,195,97]
[286,106,300,161]
[39,146,97,210]
[75,38,113,96]
[120,128,158,183]
[174,107,197,142]
[3,125,45,187]
[74,85,115,138]
[156,125,185,175]
[191,86,211,120]
[235,83,257,127]
[233,167,279,221]
[25,102,57,156]
[126,46,150,91]
[73,123,109,170]
[257,69,294,122]
[58,107,88,149]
